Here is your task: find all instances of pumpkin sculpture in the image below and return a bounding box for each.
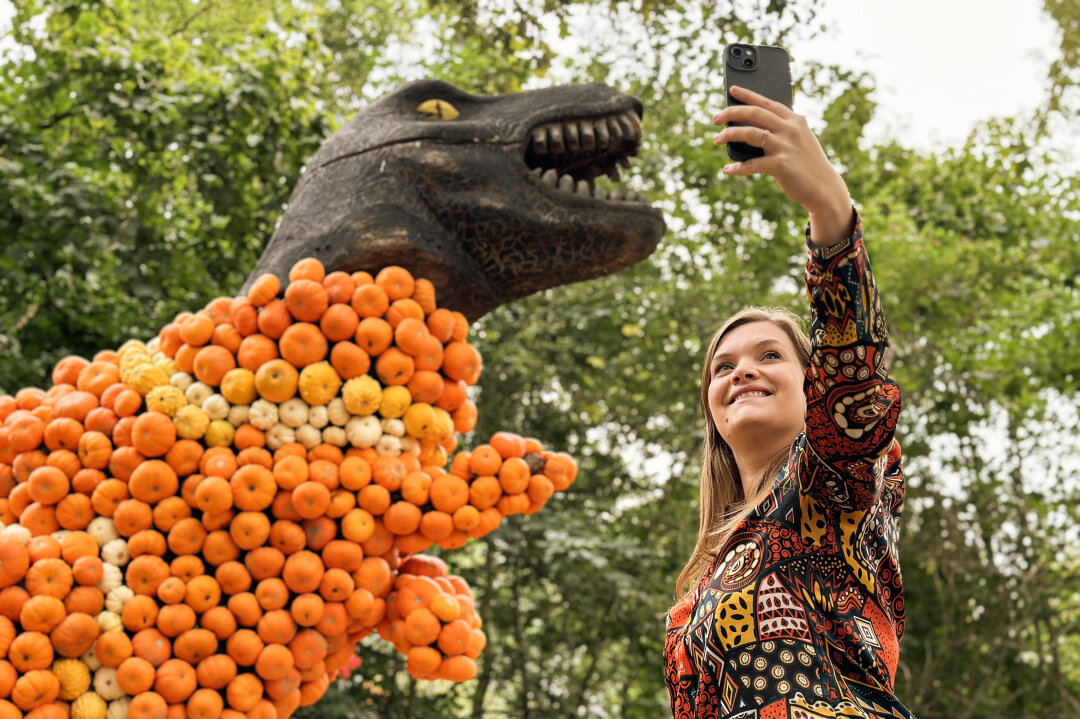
[0,259,578,719]
[0,77,667,719]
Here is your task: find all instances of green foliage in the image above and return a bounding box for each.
[3,1,1080,718]
[0,0,336,391]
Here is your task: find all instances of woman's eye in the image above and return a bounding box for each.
[713,362,733,374]
[762,350,781,360]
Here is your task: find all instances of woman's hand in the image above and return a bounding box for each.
[713,85,854,247]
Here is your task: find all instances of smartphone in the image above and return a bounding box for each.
[723,44,793,162]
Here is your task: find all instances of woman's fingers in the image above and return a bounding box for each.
[722,157,770,176]
[728,84,795,119]
[713,125,779,151]
[712,104,784,130]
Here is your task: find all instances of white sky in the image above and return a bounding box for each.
[0,0,1067,156]
[793,0,1062,153]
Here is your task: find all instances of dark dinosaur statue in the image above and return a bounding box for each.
[244,79,666,320]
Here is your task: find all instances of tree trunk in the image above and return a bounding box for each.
[513,561,531,719]
[470,540,496,717]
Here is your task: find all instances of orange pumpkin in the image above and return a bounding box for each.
[50,611,99,657]
[0,540,29,589]
[10,669,60,711]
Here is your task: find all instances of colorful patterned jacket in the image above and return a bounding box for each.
[664,215,914,719]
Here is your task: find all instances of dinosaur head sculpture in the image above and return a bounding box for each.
[245,79,666,319]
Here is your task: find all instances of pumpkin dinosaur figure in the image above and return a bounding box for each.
[0,79,664,719]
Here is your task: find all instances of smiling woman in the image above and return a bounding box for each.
[664,86,913,719]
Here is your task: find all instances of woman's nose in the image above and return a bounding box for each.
[731,360,756,381]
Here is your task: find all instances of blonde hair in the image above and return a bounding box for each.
[675,307,812,599]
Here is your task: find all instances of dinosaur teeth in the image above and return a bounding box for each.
[548,124,565,154]
[578,122,596,151]
[527,110,642,155]
[593,119,610,150]
[606,166,621,182]
[607,116,624,144]
[564,122,580,152]
[528,163,649,203]
[617,156,631,169]
[532,127,549,154]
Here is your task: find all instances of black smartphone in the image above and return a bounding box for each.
[723,43,793,162]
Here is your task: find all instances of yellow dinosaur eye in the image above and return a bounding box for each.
[416,99,460,120]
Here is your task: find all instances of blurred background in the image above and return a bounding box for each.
[1,1,1077,716]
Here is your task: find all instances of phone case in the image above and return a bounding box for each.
[724,44,793,163]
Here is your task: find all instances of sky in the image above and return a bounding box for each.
[792,0,1063,154]
[0,0,1066,156]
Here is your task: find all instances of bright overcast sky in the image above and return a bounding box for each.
[793,0,1061,153]
[0,0,1065,156]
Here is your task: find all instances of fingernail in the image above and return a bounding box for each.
[712,113,722,123]
[723,164,736,173]
[713,135,723,145]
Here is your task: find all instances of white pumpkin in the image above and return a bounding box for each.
[92,667,125,701]
[170,371,194,391]
[95,611,123,634]
[1,524,31,545]
[184,380,214,406]
[321,425,348,447]
[345,415,381,448]
[105,586,135,614]
[106,697,132,719]
[201,393,231,421]
[375,434,403,456]
[95,563,124,595]
[295,423,322,449]
[248,399,279,430]
[307,404,329,429]
[79,648,102,672]
[265,422,296,451]
[279,398,311,428]
[86,517,119,548]
[227,404,251,427]
[327,398,350,426]
[101,538,131,567]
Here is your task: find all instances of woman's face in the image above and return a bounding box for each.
[706,321,806,446]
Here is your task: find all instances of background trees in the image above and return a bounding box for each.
[2,1,1077,717]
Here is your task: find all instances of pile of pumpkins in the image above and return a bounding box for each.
[0,260,577,719]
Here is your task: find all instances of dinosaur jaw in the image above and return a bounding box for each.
[523,109,651,205]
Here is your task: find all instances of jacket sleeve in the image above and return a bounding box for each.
[799,211,902,511]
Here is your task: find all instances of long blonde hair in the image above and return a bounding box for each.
[675,307,812,599]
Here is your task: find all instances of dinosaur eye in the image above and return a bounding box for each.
[416,99,460,120]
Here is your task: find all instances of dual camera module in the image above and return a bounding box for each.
[728,45,756,70]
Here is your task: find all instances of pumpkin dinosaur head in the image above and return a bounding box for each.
[246,79,666,320]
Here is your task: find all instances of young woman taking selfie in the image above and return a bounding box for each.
[664,85,914,719]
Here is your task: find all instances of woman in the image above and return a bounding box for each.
[664,85,913,719]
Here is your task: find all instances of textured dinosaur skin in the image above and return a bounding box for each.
[244,79,666,320]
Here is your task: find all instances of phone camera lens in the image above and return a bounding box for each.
[731,47,742,57]
[743,58,754,68]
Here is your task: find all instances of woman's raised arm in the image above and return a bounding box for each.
[713,87,902,511]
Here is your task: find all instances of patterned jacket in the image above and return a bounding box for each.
[664,216,914,719]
